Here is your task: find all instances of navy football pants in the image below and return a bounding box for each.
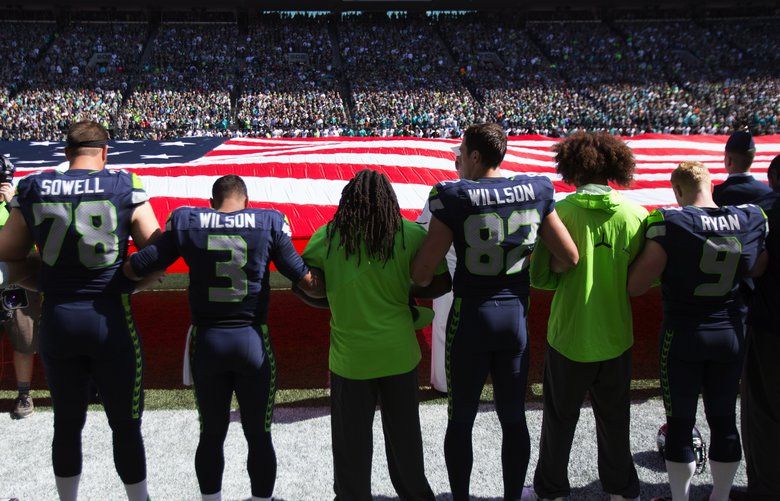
[39,294,146,484]
[444,296,531,501]
[190,323,277,497]
[660,321,745,464]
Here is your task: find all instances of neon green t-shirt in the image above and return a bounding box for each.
[303,219,442,380]
[530,187,647,362]
[0,202,8,227]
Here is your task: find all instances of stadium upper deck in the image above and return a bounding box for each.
[0,7,777,140]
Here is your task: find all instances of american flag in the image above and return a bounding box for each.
[5,134,779,263]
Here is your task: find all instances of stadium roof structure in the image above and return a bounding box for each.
[0,0,776,14]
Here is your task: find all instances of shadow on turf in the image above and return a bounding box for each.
[634,449,667,473]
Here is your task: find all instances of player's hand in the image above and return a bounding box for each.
[0,182,14,204]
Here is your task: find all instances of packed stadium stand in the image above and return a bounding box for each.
[0,6,777,140]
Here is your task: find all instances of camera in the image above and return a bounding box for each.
[0,155,16,184]
[0,286,28,322]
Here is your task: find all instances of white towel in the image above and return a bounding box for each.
[182,326,193,386]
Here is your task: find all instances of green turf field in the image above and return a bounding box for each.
[0,378,662,412]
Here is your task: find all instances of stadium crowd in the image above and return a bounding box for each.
[0,13,777,140]
[236,15,347,137]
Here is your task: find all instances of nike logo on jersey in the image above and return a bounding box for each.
[40,178,104,196]
[198,212,257,229]
[467,184,536,207]
[700,214,740,232]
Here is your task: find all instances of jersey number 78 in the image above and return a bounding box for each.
[33,201,119,268]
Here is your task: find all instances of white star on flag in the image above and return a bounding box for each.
[159,141,195,147]
[29,141,61,147]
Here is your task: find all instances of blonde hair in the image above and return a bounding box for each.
[671,161,711,191]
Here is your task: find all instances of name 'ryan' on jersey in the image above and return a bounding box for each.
[645,204,768,328]
[130,206,308,327]
[428,175,555,299]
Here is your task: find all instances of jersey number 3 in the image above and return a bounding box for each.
[33,201,119,268]
[464,210,541,276]
[207,235,248,302]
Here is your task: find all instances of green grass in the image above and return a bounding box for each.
[0,379,663,413]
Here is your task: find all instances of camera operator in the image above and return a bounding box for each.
[0,157,41,419]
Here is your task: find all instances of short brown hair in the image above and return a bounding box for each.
[463,123,506,168]
[553,132,635,187]
[66,120,109,157]
[726,150,755,172]
[671,161,711,191]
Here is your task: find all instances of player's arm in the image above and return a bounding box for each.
[272,215,326,299]
[627,240,667,296]
[127,200,166,290]
[410,270,451,299]
[292,271,330,309]
[123,229,180,292]
[411,215,453,287]
[747,249,769,278]
[130,201,162,249]
[539,209,579,273]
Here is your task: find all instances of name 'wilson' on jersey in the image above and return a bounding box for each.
[428,175,555,299]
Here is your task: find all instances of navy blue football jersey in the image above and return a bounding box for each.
[130,207,308,327]
[646,204,768,328]
[428,175,555,298]
[12,168,148,295]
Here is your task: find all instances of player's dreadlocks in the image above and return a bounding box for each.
[326,169,404,265]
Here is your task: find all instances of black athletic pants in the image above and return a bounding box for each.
[741,325,780,500]
[330,368,435,501]
[533,345,639,499]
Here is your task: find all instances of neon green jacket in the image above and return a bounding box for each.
[531,187,648,362]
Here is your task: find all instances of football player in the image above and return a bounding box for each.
[411,123,579,501]
[628,161,768,501]
[0,121,161,501]
[125,175,323,501]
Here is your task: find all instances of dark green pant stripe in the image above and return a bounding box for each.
[189,326,203,432]
[261,324,276,432]
[660,329,674,417]
[122,294,143,420]
[446,298,462,421]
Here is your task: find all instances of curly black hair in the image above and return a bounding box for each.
[326,169,403,264]
[553,131,635,187]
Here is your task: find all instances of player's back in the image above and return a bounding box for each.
[649,204,767,328]
[169,206,290,327]
[429,175,555,298]
[13,168,146,296]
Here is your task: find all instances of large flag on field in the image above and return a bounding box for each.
[4,134,779,246]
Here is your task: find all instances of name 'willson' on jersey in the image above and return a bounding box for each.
[467,183,537,207]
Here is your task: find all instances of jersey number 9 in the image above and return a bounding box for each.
[694,236,742,297]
